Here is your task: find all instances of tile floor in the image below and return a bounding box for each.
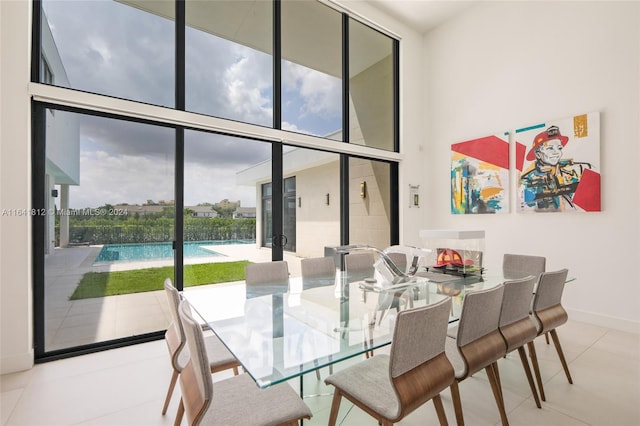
[1,319,638,425]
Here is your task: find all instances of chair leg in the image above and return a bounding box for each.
[175,398,185,426]
[517,346,541,408]
[493,361,503,395]
[544,332,550,344]
[233,366,239,375]
[327,389,343,426]
[486,363,509,426]
[550,329,573,384]
[450,381,464,426]
[433,394,449,426]
[527,341,545,402]
[162,370,179,415]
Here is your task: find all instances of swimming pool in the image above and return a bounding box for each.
[93,240,253,264]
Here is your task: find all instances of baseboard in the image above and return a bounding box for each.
[0,350,34,375]
[567,308,640,334]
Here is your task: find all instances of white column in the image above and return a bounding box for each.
[0,0,34,373]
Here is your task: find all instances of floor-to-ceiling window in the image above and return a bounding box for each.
[35,107,175,353]
[32,0,399,361]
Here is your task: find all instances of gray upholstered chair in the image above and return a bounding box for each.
[530,268,573,401]
[325,298,455,426]
[502,253,546,280]
[245,260,289,284]
[445,284,509,426]
[162,279,240,423]
[244,260,289,298]
[503,253,550,343]
[344,252,375,278]
[345,251,409,355]
[498,276,542,408]
[300,256,336,287]
[344,252,376,339]
[176,299,312,426]
[300,256,336,378]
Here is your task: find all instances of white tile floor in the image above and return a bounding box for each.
[1,319,639,426]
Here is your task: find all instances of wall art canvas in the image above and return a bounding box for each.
[515,112,600,213]
[451,134,509,214]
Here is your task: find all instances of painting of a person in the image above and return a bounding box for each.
[520,125,591,211]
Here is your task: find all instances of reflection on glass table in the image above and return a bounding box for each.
[183,268,508,389]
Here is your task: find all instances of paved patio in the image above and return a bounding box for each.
[44,244,304,351]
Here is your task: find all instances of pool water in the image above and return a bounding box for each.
[94,240,253,264]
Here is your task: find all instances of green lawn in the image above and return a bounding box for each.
[70,261,250,300]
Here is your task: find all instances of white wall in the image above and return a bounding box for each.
[419,1,640,332]
[0,0,34,373]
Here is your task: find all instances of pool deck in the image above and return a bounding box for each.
[43,244,303,352]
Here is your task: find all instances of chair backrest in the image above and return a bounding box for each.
[344,252,375,272]
[532,268,569,312]
[388,298,455,420]
[503,253,546,280]
[164,278,186,371]
[456,284,505,347]
[178,299,213,426]
[389,297,452,378]
[245,261,289,298]
[300,256,335,278]
[499,276,537,328]
[499,276,538,352]
[455,285,506,377]
[245,261,289,285]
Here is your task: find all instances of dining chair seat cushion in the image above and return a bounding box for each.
[324,354,400,420]
[199,373,312,426]
[177,334,238,372]
[444,337,467,379]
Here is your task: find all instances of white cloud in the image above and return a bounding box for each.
[282,61,341,119]
[70,150,174,209]
[224,48,273,126]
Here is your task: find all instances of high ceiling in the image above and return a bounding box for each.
[366,0,477,33]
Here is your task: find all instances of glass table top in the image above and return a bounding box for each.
[183,270,508,389]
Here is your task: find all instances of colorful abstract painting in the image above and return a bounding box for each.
[515,112,600,213]
[451,134,509,214]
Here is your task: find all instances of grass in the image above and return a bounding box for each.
[70,261,250,300]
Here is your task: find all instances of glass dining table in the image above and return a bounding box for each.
[182,267,509,390]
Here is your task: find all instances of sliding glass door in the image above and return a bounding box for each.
[183,131,270,286]
[35,107,175,354]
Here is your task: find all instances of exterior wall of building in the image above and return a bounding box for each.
[292,160,340,258]
[349,54,393,151]
[42,12,80,186]
[348,157,390,249]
